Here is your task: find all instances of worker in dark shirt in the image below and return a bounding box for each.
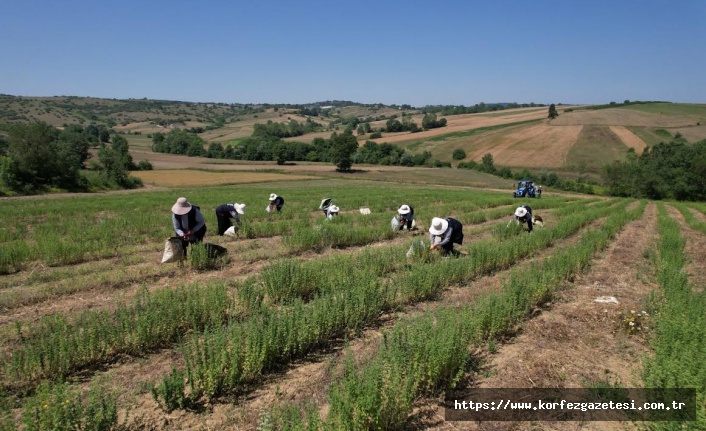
[268,193,285,213]
[171,197,207,253]
[429,217,464,256]
[215,202,246,235]
[396,204,415,230]
[514,205,534,233]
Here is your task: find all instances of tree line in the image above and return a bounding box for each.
[602,138,706,201]
[0,122,150,195]
[422,102,546,116]
[151,127,451,171]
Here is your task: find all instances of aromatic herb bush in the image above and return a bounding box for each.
[642,204,706,429]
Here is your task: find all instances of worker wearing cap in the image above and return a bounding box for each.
[396,204,415,230]
[215,202,246,235]
[514,205,534,233]
[268,193,285,213]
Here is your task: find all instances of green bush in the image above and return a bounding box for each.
[22,380,118,431]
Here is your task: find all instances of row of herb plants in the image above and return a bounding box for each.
[260,201,646,430]
[159,199,625,407]
[3,196,577,390]
[642,204,706,429]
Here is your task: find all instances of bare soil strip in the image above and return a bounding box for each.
[95,207,611,430]
[420,203,659,431]
[610,126,647,153]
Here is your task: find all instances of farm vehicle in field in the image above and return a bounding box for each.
[513,180,539,198]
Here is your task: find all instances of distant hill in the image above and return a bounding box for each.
[1,95,704,176]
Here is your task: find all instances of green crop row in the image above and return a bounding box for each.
[0,195,592,396]
[642,204,706,429]
[673,202,706,235]
[2,195,567,391]
[0,184,548,273]
[161,200,624,406]
[4,283,233,390]
[261,201,646,430]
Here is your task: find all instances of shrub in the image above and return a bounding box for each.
[452,149,466,160]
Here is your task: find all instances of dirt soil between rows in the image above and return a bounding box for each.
[421,203,659,431]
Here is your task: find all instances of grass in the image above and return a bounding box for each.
[623,102,706,118]
[132,170,318,187]
[642,204,706,429]
[405,119,542,151]
[566,125,630,172]
[626,126,665,147]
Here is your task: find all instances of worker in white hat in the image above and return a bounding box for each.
[396,204,415,231]
[268,193,285,213]
[171,197,207,252]
[326,205,340,220]
[514,205,534,233]
[428,216,464,256]
[215,202,246,235]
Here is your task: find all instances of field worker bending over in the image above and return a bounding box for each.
[268,193,285,213]
[319,198,334,216]
[429,216,464,256]
[215,202,246,235]
[172,197,207,253]
[514,205,534,233]
[396,205,415,230]
[326,205,340,220]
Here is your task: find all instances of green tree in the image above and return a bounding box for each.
[548,104,558,119]
[481,153,496,173]
[452,148,466,160]
[4,122,86,192]
[329,132,358,171]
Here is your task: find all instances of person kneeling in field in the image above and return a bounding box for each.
[396,204,416,231]
[215,202,246,235]
[514,205,534,233]
[172,197,207,253]
[326,205,340,220]
[429,216,464,256]
[268,193,285,213]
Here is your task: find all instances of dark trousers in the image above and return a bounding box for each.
[440,242,461,257]
[217,214,234,235]
[398,218,413,230]
[180,225,207,254]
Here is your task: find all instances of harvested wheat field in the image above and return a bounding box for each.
[363,108,548,145]
[610,125,647,153]
[665,124,706,143]
[468,123,583,168]
[132,169,317,187]
[551,108,698,127]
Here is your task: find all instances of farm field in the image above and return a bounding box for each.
[1,178,703,430]
[4,96,706,177]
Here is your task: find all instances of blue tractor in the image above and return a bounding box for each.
[513,180,537,198]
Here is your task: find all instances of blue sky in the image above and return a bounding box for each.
[1,0,704,106]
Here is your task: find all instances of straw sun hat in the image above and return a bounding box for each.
[514,207,528,218]
[234,203,246,214]
[398,205,411,215]
[172,197,192,215]
[429,217,449,236]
